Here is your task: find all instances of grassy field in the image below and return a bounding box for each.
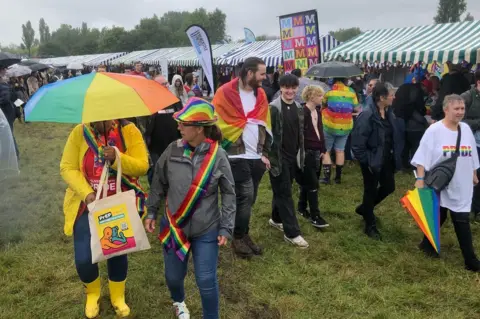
[2,122,480,319]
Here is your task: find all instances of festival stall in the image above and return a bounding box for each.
[109,49,160,65]
[324,20,480,64]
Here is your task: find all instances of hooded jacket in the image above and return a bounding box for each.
[146,139,236,239]
[170,75,189,105]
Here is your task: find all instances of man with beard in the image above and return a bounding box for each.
[212,57,272,258]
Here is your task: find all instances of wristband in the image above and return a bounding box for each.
[416,177,424,181]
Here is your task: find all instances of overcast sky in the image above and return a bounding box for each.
[2,0,480,46]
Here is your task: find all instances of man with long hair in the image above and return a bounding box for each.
[212,57,272,258]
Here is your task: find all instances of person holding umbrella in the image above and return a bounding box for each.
[60,119,149,318]
[412,94,480,272]
[321,77,361,184]
[24,72,178,318]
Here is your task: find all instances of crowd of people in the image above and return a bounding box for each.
[2,55,480,318]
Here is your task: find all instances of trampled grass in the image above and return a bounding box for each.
[1,122,480,318]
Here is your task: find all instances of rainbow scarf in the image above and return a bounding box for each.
[83,122,148,218]
[158,139,219,261]
[212,77,272,149]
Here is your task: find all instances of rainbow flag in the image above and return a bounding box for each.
[212,78,272,149]
[158,140,219,261]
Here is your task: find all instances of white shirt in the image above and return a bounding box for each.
[229,89,261,160]
[411,121,479,212]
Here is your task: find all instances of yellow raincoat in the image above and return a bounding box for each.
[60,123,149,236]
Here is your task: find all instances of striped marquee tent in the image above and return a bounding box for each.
[110,49,160,65]
[324,20,480,64]
[38,52,127,67]
[169,43,244,66]
[217,35,341,67]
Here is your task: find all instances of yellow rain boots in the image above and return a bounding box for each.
[109,280,130,317]
[83,277,101,318]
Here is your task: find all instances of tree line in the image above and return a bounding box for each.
[2,1,475,58]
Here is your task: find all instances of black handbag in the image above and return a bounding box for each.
[424,124,461,192]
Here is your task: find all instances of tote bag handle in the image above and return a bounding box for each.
[94,146,123,202]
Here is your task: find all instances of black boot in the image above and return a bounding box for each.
[297,188,310,219]
[418,236,440,258]
[335,165,343,184]
[320,164,331,185]
[451,213,480,272]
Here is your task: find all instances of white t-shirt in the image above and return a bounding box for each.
[229,89,261,159]
[411,121,479,212]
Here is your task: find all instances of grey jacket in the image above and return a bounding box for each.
[146,139,236,239]
[268,97,305,177]
[461,87,480,131]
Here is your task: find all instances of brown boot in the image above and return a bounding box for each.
[243,234,263,255]
[232,238,254,258]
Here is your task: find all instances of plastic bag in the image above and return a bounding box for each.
[0,109,19,181]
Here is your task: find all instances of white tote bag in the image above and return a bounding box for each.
[87,147,150,263]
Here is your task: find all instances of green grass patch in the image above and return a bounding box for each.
[1,123,479,318]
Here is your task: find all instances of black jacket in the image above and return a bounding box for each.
[431,72,471,120]
[351,100,403,173]
[393,83,428,132]
[145,101,182,157]
[0,82,16,127]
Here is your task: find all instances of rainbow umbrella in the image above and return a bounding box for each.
[400,188,441,253]
[24,72,179,124]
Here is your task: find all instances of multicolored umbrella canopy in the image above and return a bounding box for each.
[400,188,441,253]
[25,72,179,124]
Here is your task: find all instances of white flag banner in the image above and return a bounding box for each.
[185,25,215,93]
[160,60,168,80]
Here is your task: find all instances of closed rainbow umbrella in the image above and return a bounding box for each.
[25,72,179,123]
[400,188,441,253]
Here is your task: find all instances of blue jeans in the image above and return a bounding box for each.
[73,210,128,283]
[163,225,219,319]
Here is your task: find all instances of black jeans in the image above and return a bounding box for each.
[421,208,478,266]
[295,150,321,217]
[402,131,423,170]
[270,159,301,238]
[230,158,266,239]
[359,158,395,226]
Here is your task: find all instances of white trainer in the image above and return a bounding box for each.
[269,219,284,231]
[284,235,309,249]
[173,301,190,319]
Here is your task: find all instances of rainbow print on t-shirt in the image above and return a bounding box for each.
[442,145,472,157]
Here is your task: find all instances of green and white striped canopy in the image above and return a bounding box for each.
[324,20,480,64]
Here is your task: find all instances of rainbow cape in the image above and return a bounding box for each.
[212,78,272,149]
[158,139,219,261]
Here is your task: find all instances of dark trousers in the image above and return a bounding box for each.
[472,147,480,213]
[147,152,160,186]
[421,208,478,265]
[270,159,301,238]
[230,158,266,239]
[295,150,321,218]
[73,211,128,283]
[359,158,396,226]
[402,131,423,169]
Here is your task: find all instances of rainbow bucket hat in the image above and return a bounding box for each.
[173,97,217,126]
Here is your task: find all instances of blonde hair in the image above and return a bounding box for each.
[301,85,325,102]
